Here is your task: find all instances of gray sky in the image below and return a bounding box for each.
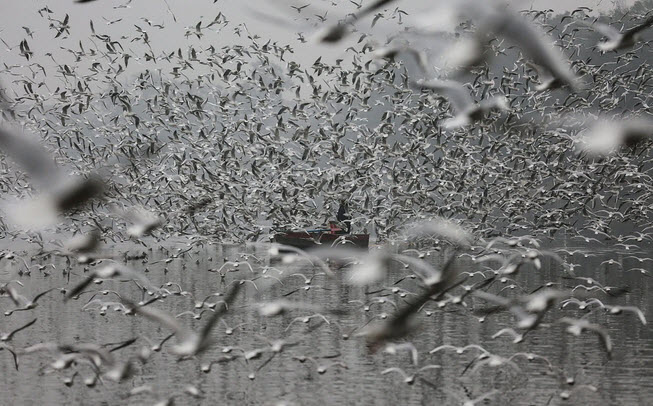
[0,0,640,91]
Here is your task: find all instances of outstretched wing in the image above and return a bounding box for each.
[625,15,653,36]
[197,283,241,352]
[578,19,621,40]
[413,79,473,113]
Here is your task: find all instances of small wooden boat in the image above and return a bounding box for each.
[273,229,369,249]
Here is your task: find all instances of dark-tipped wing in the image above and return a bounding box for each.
[0,344,19,370]
[413,79,473,113]
[625,15,653,36]
[577,19,621,40]
[6,318,37,340]
[488,12,580,90]
[318,0,398,43]
[32,288,56,304]
[198,284,241,352]
[65,276,97,301]
[122,298,188,341]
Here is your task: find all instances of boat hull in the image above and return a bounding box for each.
[273,231,369,249]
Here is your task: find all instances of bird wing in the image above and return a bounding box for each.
[1,285,24,306]
[393,254,443,285]
[417,364,442,372]
[624,15,653,36]
[526,60,556,81]
[0,344,19,370]
[401,218,473,248]
[413,79,473,113]
[67,343,115,367]
[265,243,334,277]
[561,318,612,356]
[585,323,613,355]
[124,299,190,341]
[107,337,138,353]
[368,252,461,345]
[65,275,98,300]
[21,342,60,354]
[113,264,158,292]
[381,367,406,377]
[492,328,517,338]
[32,288,56,304]
[488,12,580,90]
[473,290,512,307]
[197,284,241,351]
[7,318,37,339]
[620,306,647,325]
[357,0,397,20]
[579,19,621,40]
[429,344,456,354]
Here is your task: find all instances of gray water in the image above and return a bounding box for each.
[1,241,651,406]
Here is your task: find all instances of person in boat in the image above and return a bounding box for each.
[335,200,352,234]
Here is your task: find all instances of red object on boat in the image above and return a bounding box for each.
[329,222,341,234]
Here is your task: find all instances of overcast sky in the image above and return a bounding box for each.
[0,0,640,90]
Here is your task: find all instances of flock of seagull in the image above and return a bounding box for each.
[0,0,652,404]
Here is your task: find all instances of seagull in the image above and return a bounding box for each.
[445,388,500,406]
[118,206,162,238]
[122,284,240,357]
[491,327,524,343]
[400,218,474,248]
[429,344,490,356]
[200,355,238,373]
[193,292,225,309]
[4,288,57,316]
[465,353,522,375]
[0,344,19,370]
[65,263,157,301]
[292,357,349,374]
[284,314,331,331]
[255,299,344,317]
[316,0,398,43]
[64,229,102,254]
[358,251,462,347]
[525,61,565,91]
[371,45,431,74]
[559,384,599,400]
[559,317,613,357]
[597,304,647,325]
[560,297,605,310]
[0,122,103,228]
[82,300,128,316]
[573,116,653,157]
[140,333,175,359]
[1,318,37,341]
[290,4,310,14]
[381,365,442,384]
[482,8,582,91]
[508,352,555,371]
[414,79,509,129]
[382,342,419,366]
[580,15,653,52]
[21,341,134,381]
[128,384,202,406]
[175,309,214,320]
[220,319,248,335]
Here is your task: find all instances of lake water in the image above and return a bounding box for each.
[0,241,651,405]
